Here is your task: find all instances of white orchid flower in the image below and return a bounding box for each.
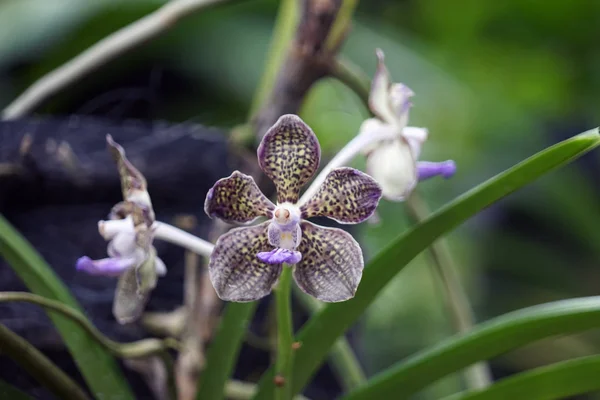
[359,49,456,201]
[76,135,166,324]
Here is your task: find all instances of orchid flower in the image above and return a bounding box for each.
[76,135,166,324]
[359,49,456,201]
[205,114,383,302]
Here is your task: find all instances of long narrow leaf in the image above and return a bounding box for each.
[344,297,600,399]
[0,379,34,400]
[442,355,600,400]
[0,215,134,399]
[196,302,258,400]
[251,128,600,399]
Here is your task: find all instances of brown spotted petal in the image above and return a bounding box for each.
[209,221,281,302]
[257,114,321,204]
[293,221,363,302]
[204,171,275,224]
[113,267,151,324]
[106,135,150,201]
[300,168,382,224]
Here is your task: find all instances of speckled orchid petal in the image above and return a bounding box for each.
[300,168,382,224]
[417,160,457,181]
[113,267,150,324]
[106,135,153,213]
[366,138,417,201]
[135,247,159,294]
[369,49,396,125]
[293,221,363,302]
[204,171,275,224]
[112,246,159,324]
[257,248,302,265]
[257,114,321,203]
[209,221,282,302]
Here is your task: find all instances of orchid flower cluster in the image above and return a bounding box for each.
[75,49,456,320]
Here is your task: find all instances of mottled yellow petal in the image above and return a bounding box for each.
[300,168,382,224]
[209,221,281,302]
[257,114,321,203]
[204,171,275,224]
[293,221,363,302]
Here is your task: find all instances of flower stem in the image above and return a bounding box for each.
[331,57,371,105]
[275,265,295,400]
[293,287,366,391]
[405,193,492,389]
[0,291,178,359]
[153,221,214,257]
[0,323,90,400]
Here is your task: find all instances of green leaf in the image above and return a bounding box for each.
[0,215,134,399]
[196,302,258,400]
[251,128,600,399]
[344,297,600,399]
[0,379,34,400]
[442,355,600,400]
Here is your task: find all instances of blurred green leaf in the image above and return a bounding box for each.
[442,355,600,400]
[251,128,600,399]
[0,379,33,400]
[196,302,258,400]
[0,323,90,400]
[0,215,133,399]
[345,297,600,399]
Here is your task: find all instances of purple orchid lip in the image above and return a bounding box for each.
[417,160,456,181]
[76,255,133,277]
[257,248,302,265]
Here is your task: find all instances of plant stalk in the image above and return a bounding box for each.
[0,292,177,359]
[275,265,295,400]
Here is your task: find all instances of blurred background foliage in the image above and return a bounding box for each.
[1,0,599,398]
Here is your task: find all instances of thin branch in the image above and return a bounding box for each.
[2,0,232,119]
[330,57,370,105]
[175,254,204,400]
[251,0,357,140]
[0,323,90,400]
[0,292,178,359]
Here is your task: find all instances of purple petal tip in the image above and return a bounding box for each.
[257,249,302,265]
[417,160,456,181]
[76,256,93,271]
[75,255,131,276]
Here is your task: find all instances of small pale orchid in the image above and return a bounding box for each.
[205,114,382,302]
[76,135,166,324]
[359,49,456,201]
